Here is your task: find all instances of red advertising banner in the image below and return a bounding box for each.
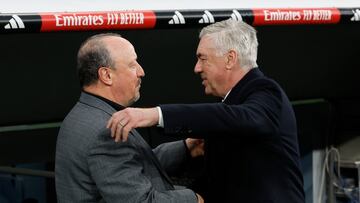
[253,8,341,25]
[1,8,357,33]
[40,11,156,31]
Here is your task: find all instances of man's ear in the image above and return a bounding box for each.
[98,67,113,85]
[225,49,237,70]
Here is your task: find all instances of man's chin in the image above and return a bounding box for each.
[205,87,218,96]
[134,93,140,102]
[127,94,140,106]
[204,88,212,95]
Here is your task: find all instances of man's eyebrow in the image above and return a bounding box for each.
[129,57,137,65]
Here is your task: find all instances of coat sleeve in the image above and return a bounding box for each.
[160,83,283,137]
[87,130,197,203]
[153,140,188,176]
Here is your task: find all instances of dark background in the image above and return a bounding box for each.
[0,24,359,127]
[0,24,359,201]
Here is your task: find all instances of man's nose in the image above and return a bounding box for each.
[137,65,145,77]
[194,60,202,73]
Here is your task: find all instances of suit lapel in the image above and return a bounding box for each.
[130,130,174,188]
[79,92,174,187]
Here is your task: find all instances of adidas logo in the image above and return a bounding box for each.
[351,9,360,21]
[4,15,25,29]
[199,10,214,24]
[230,10,243,21]
[168,11,185,24]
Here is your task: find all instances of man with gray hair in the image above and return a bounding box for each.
[107,20,305,202]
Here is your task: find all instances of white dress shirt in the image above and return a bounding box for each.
[157,89,232,127]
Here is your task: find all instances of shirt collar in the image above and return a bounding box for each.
[222,89,232,102]
[82,91,124,111]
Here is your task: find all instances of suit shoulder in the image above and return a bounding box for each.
[239,76,282,97]
[248,76,281,90]
[58,102,112,149]
[63,102,111,127]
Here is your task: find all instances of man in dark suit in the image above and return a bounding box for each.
[55,33,204,202]
[107,20,305,203]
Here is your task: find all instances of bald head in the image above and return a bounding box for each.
[77,33,125,87]
[101,36,135,65]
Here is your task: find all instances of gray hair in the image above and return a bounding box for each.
[77,33,121,87]
[199,19,258,69]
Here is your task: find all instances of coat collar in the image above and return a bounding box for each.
[223,68,264,104]
[78,92,120,116]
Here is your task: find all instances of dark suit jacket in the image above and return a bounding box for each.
[160,68,305,203]
[55,92,197,202]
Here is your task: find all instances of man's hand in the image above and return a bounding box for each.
[185,138,205,158]
[196,193,204,203]
[106,107,159,142]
